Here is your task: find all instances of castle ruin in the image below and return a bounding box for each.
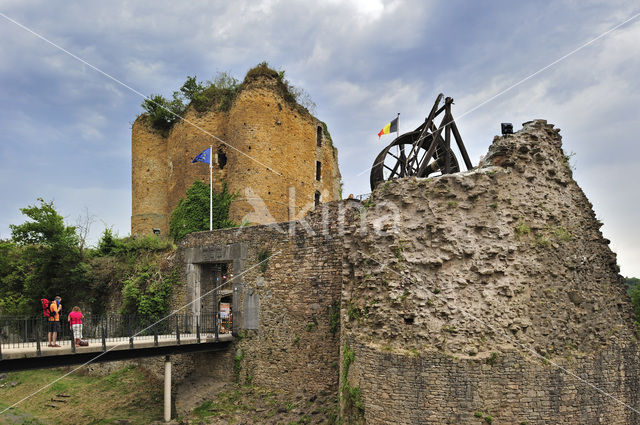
[131,70,341,236]
[174,120,640,424]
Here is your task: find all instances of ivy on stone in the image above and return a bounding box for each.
[120,267,178,328]
[169,180,238,241]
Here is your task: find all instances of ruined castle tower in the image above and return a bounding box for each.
[131,69,341,236]
[341,120,639,424]
[173,120,639,423]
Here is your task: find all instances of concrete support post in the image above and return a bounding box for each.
[164,355,171,422]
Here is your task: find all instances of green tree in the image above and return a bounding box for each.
[7,198,87,314]
[628,277,640,321]
[169,180,238,241]
[141,94,185,134]
[624,277,640,294]
[0,240,31,315]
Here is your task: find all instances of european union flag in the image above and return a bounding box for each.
[191,147,211,164]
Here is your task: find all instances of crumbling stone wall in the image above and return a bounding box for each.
[172,119,639,423]
[348,342,639,424]
[340,120,640,424]
[131,75,341,236]
[176,201,357,394]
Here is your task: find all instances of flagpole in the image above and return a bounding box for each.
[209,145,213,231]
[396,113,402,172]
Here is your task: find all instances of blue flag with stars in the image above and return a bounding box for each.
[191,147,211,164]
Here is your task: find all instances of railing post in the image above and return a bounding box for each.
[128,315,134,349]
[176,317,180,345]
[215,314,219,342]
[36,317,41,356]
[196,316,201,344]
[214,288,219,342]
[127,315,132,341]
[154,323,158,347]
[101,323,107,352]
[70,319,76,354]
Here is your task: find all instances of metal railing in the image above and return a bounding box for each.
[0,313,232,358]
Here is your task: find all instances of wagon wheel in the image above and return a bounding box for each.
[370,130,459,190]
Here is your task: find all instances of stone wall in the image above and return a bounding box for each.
[347,341,639,424]
[131,75,341,236]
[339,120,640,424]
[176,200,358,394]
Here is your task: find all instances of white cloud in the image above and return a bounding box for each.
[0,0,639,277]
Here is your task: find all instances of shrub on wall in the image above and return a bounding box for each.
[120,267,178,327]
[169,180,238,241]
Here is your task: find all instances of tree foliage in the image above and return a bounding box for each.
[120,267,177,327]
[140,94,186,135]
[627,277,640,322]
[169,180,238,241]
[0,199,86,315]
[0,199,180,318]
[10,198,79,247]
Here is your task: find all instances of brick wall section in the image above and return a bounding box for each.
[131,76,341,236]
[176,201,357,393]
[347,341,639,424]
[131,118,168,233]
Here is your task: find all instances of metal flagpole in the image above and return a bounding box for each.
[209,145,213,231]
[396,113,402,174]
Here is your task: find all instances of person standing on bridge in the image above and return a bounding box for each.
[68,306,86,347]
[48,296,62,347]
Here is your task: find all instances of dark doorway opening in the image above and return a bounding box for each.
[217,149,227,169]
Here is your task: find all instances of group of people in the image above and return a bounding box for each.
[46,296,88,348]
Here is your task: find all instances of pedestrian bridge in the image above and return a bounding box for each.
[0,313,233,372]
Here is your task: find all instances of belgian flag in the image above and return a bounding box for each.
[377,116,398,139]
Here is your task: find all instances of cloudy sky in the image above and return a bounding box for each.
[0,1,638,276]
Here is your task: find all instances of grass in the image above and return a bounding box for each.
[399,289,410,302]
[532,236,551,248]
[329,301,340,336]
[551,226,572,241]
[0,366,163,425]
[189,384,337,425]
[346,299,364,322]
[305,317,318,332]
[193,387,249,419]
[515,222,531,237]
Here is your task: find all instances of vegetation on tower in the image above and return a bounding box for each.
[140,62,316,135]
[168,180,238,241]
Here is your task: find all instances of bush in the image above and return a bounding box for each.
[141,94,185,135]
[95,229,175,258]
[120,267,178,325]
[169,180,238,241]
[630,282,640,320]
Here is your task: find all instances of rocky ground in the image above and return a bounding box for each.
[163,383,337,425]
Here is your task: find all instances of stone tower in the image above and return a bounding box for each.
[131,69,341,236]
